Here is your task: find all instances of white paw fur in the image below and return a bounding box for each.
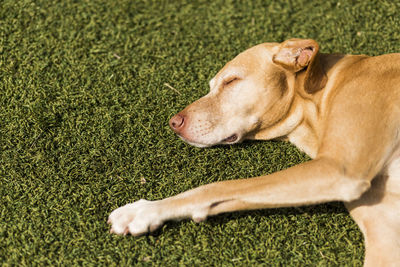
[108,199,163,236]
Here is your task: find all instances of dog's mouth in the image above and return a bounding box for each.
[177,132,239,147]
[222,134,238,143]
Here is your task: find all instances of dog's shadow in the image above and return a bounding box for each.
[210,139,290,149]
[153,140,360,237]
[150,140,346,236]
[153,202,351,237]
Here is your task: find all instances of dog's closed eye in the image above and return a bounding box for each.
[223,77,239,86]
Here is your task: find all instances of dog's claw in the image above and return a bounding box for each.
[123,228,129,236]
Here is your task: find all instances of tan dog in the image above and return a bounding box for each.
[108,39,400,266]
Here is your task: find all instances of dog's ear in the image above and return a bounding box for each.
[272,39,327,94]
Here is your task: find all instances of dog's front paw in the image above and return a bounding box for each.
[108,199,163,236]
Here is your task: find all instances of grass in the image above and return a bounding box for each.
[1,0,400,265]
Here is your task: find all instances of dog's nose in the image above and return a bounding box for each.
[169,114,185,133]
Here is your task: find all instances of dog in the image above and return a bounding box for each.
[108,39,400,266]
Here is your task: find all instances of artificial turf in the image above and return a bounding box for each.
[1,0,400,265]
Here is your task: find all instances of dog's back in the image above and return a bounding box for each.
[109,39,400,266]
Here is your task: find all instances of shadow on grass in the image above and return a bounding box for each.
[150,202,349,237]
[206,139,286,149]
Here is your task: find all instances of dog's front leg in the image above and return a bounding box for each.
[108,157,370,236]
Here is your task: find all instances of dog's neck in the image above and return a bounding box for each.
[253,54,354,158]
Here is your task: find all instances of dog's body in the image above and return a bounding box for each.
[108,39,400,266]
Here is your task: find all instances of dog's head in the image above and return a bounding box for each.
[169,39,327,147]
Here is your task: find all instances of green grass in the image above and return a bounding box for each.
[1,0,400,265]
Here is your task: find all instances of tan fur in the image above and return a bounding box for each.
[108,39,400,266]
